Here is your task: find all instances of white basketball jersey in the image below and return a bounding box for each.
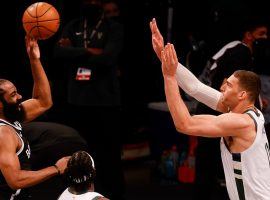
[221,109,270,200]
[58,188,103,200]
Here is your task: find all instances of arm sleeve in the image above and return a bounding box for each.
[175,63,222,110]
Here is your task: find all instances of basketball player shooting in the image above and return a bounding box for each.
[0,36,69,199]
[151,18,270,199]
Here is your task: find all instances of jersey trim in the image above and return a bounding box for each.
[232,153,246,200]
[0,122,24,156]
[15,134,24,156]
[245,112,257,132]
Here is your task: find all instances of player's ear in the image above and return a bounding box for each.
[238,90,247,100]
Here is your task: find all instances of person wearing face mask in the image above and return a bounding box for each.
[103,0,121,22]
[150,16,268,199]
[54,0,125,199]
[252,38,270,138]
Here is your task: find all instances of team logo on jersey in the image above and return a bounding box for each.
[26,144,31,159]
[13,121,22,129]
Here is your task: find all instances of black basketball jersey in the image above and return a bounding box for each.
[0,119,31,200]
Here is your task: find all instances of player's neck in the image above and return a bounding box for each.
[69,183,94,194]
[0,111,8,121]
[0,111,16,123]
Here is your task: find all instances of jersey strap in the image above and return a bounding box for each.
[232,153,246,200]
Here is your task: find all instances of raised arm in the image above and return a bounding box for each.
[150,19,227,112]
[150,18,164,61]
[20,37,52,122]
[161,44,253,137]
[0,126,68,189]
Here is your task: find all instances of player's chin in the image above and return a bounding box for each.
[221,97,229,106]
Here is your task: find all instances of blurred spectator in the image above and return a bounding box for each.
[253,38,270,137]
[103,0,120,20]
[53,0,125,199]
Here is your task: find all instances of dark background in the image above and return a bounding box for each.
[0,1,269,199]
[1,0,270,141]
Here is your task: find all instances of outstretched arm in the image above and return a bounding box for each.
[20,37,52,122]
[150,18,226,112]
[161,44,251,137]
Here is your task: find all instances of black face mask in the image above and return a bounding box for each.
[252,38,270,73]
[109,16,122,23]
[1,98,23,122]
[253,38,270,59]
[81,4,103,22]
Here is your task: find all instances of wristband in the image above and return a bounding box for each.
[53,164,61,175]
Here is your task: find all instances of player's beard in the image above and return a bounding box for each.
[1,99,23,123]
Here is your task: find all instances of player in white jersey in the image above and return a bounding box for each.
[221,108,270,200]
[58,151,109,200]
[151,41,270,199]
[150,19,270,199]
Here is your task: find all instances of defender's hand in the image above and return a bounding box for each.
[161,43,178,77]
[150,18,164,61]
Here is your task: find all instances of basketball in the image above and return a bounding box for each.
[22,2,60,40]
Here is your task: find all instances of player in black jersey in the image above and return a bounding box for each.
[0,37,69,199]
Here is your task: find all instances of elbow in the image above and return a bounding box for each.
[9,184,20,190]
[48,98,53,108]
[5,174,22,190]
[175,121,189,134]
[47,103,53,110]
[45,100,53,110]
[8,181,23,190]
[42,98,53,111]
[174,118,196,136]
